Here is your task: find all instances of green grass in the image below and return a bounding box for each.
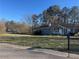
[0,36,79,54]
[0,36,67,48]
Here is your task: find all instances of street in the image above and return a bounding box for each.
[0,43,70,59]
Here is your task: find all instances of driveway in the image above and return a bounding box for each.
[0,43,70,59]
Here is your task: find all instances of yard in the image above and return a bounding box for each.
[0,35,79,54]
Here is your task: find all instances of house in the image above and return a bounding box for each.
[33,22,79,35]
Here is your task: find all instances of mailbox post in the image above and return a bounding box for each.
[67,34,70,52]
[67,32,71,58]
[67,31,74,58]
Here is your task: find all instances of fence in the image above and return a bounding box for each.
[69,37,79,54]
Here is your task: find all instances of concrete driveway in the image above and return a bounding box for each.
[0,43,70,59]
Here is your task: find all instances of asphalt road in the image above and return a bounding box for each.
[0,43,70,59]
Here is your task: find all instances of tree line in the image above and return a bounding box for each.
[0,20,32,34]
[32,5,79,35]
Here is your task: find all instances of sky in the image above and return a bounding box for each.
[0,0,79,22]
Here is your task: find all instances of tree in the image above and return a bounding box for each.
[32,14,39,27]
[69,6,79,33]
[5,20,32,34]
[69,6,79,24]
[20,15,33,34]
[0,21,6,33]
[61,7,70,24]
[42,5,61,26]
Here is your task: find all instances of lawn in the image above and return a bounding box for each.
[0,36,79,54]
[0,34,17,36]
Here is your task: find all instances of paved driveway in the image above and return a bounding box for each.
[0,43,70,59]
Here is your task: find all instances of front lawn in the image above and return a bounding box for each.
[0,36,79,54]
